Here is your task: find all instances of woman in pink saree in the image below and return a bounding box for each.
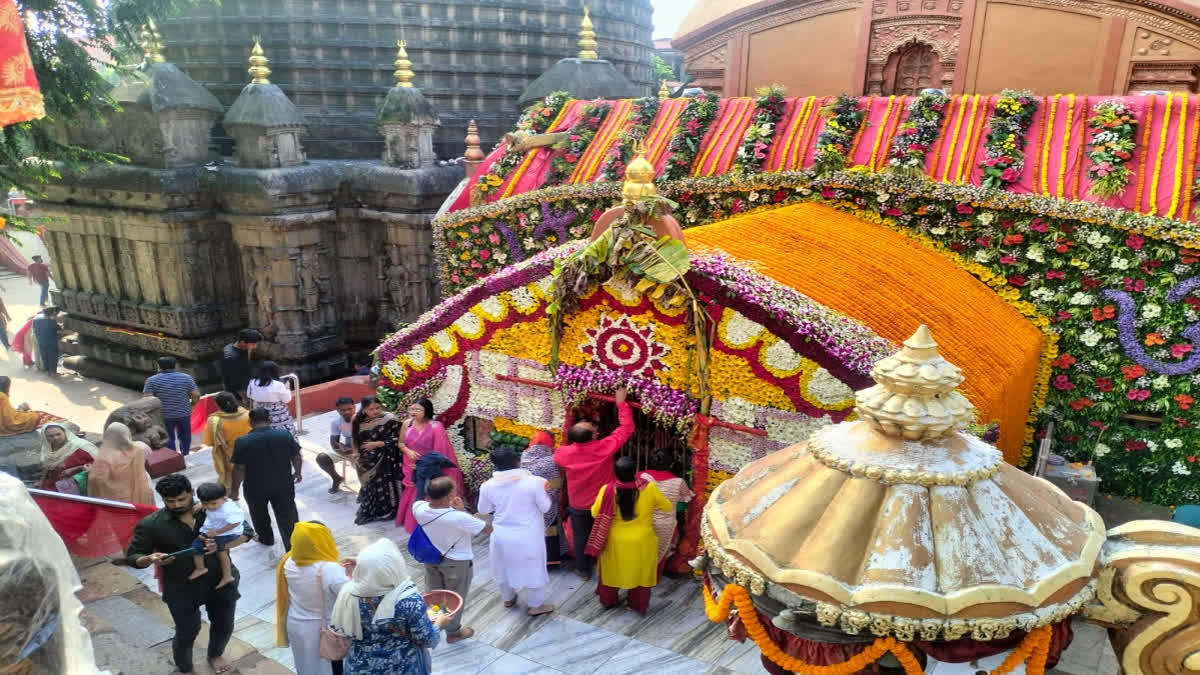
[11,315,36,367]
[394,398,466,532]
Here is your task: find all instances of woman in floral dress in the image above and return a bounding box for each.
[394,399,465,533]
[330,538,450,675]
[640,448,693,579]
[353,397,403,525]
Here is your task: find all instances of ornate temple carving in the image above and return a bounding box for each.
[867,19,961,95]
[1128,61,1200,93]
[1083,521,1200,674]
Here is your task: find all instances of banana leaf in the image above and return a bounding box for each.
[621,234,691,284]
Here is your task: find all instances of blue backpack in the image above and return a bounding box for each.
[407,511,449,565]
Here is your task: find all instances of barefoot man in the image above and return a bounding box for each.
[125,474,254,674]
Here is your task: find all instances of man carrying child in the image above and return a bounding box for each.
[187,482,244,589]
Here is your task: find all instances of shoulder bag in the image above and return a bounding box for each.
[317,566,351,661]
[407,510,467,566]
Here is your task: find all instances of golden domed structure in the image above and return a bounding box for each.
[621,140,659,204]
[702,325,1105,643]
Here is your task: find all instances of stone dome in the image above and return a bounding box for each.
[159,0,654,159]
[702,326,1105,641]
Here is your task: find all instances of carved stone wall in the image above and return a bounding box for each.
[42,160,460,387]
[866,19,961,95]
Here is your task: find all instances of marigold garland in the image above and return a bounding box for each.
[646,98,688,166]
[1134,95,1156,209]
[867,95,897,171]
[961,95,992,184]
[1056,94,1076,198]
[598,96,661,181]
[700,97,758,177]
[734,84,788,175]
[780,96,816,170]
[1086,99,1139,200]
[661,92,721,181]
[1148,92,1176,216]
[874,95,908,170]
[927,95,959,177]
[794,95,830,169]
[941,94,972,181]
[542,100,613,187]
[1069,96,1090,199]
[1182,96,1200,219]
[571,99,632,183]
[953,94,981,183]
[1166,94,1189,219]
[703,583,1053,675]
[1039,94,1061,194]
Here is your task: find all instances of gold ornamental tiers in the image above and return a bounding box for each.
[702,326,1106,641]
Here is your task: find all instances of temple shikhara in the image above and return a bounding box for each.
[2,0,1200,673]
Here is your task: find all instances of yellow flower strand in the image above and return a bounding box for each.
[1134,95,1157,212]
[1181,95,1200,220]
[941,94,971,181]
[1148,92,1175,216]
[702,584,922,675]
[646,98,686,165]
[501,99,575,198]
[703,583,1053,675]
[1055,94,1076,198]
[1165,94,1189,219]
[875,95,909,170]
[781,96,815,170]
[928,96,959,177]
[795,96,831,169]
[571,99,632,183]
[707,98,760,177]
[692,97,746,176]
[958,94,989,184]
[867,95,897,171]
[846,101,872,166]
[1039,94,1061,195]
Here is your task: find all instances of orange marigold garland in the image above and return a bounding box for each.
[1165,93,1188,219]
[1182,95,1200,220]
[1039,94,1061,194]
[1147,92,1175,216]
[1134,94,1157,210]
[704,583,1056,675]
[927,95,959,178]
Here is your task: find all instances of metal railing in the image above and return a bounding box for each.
[282,373,304,435]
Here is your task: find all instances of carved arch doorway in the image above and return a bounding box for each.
[882,42,943,95]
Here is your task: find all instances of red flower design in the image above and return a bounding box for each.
[1171,343,1194,358]
[1052,375,1075,390]
[1031,218,1049,232]
[1045,270,1066,280]
[1122,364,1146,380]
[1069,397,1094,411]
[1126,388,1150,401]
[1125,233,1145,250]
[1092,305,1116,321]
[580,315,670,378]
[1094,377,1113,392]
[955,203,974,214]
[1051,353,1076,369]
[1176,393,1195,410]
[1003,234,1024,245]
[1125,440,1148,452]
[1007,275,1027,287]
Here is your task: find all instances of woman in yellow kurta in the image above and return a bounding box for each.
[590,455,672,615]
[0,375,40,436]
[203,391,252,488]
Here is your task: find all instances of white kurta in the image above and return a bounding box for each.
[478,469,552,591]
[284,559,349,675]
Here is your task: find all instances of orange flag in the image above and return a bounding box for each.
[0,0,42,126]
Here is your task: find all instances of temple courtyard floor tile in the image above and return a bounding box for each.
[68,408,1121,674]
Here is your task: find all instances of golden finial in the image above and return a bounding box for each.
[141,19,166,64]
[854,325,975,441]
[394,40,414,88]
[658,80,670,100]
[621,138,658,204]
[248,37,271,84]
[578,6,598,60]
[464,119,484,162]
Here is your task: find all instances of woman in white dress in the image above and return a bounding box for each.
[276,521,352,675]
[247,360,297,436]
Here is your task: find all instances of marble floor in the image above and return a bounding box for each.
[98,409,1117,675]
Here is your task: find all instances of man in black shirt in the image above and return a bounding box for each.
[220,328,262,406]
[125,474,254,674]
[231,406,302,551]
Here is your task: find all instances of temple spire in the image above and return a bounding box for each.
[394,40,414,88]
[854,325,974,441]
[141,19,165,64]
[577,6,598,60]
[248,37,271,84]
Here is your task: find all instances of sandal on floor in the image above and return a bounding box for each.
[527,604,555,616]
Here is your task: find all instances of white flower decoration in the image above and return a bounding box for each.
[1142,303,1162,319]
[1171,461,1192,476]
[1080,329,1103,347]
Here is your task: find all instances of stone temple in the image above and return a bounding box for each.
[39,7,651,388]
[158,0,655,159]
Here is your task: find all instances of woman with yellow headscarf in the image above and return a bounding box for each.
[276,521,351,675]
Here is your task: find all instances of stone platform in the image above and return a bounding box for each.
[76,408,1121,675]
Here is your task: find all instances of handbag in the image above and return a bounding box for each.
[317,567,351,661]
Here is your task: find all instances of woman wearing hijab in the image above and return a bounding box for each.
[37,422,99,491]
[589,455,673,615]
[519,430,565,566]
[276,522,352,675]
[330,538,451,675]
[88,422,153,505]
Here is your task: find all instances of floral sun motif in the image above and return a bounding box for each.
[580,314,670,378]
